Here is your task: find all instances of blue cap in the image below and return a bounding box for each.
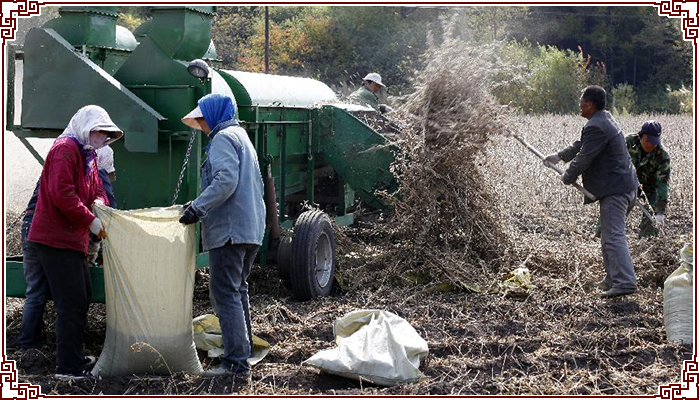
[645,134,661,146]
[640,120,662,145]
[640,120,661,136]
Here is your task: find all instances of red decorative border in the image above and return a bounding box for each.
[659,6,695,39]
[0,0,43,46]
[656,359,699,399]
[0,359,42,399]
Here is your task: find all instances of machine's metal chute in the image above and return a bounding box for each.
[317,105,399,210]
[21,28,165,153]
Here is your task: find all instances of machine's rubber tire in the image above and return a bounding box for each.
[289,211,336,300]
[276,236,293,281]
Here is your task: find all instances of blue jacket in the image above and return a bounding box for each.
[559,110,639,203]
[192,121,266,250]
[98,169,117,208]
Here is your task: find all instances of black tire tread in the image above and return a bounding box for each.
[289,211,335,300]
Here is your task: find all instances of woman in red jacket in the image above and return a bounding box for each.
[27,105,123,380]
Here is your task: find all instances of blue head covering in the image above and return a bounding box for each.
[639,120,662,146]
[198,94,235,132]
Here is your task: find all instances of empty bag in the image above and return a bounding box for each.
[303,310,428,386]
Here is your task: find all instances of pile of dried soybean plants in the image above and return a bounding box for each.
[341,35,514,295]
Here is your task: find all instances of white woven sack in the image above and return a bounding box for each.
[303,309,428,386]
[91,205,203,376]
[664,244,694,345]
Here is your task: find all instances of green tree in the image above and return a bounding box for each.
[216,6,440,94]
[212,7,262,68]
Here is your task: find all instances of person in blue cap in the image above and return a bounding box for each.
[625,120,671,237]
[180,93,266,377]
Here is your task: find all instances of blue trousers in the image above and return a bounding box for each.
[208,242,258,373]
[18,238,49,350]
[599,190,637,290]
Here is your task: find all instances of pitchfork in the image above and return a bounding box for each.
[513,135,657,228]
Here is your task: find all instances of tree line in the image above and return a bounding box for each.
[113,6,692,114]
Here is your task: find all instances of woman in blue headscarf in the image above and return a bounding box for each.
[180,94,266,376]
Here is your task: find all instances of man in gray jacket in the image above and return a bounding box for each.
[180,93,266,376]
[544,85,639,298]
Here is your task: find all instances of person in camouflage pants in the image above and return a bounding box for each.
[626,120,671,237]
[594,120,671,238]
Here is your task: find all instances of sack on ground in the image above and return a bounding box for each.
[91,205,203,376]
[303,309,428,386]
[664,244,694,345]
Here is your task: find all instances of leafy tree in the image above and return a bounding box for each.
[212,6,441,94]
[611,83,637,114]
[212,7,262,67]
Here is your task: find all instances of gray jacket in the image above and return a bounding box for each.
[192,122,266,250]
[558,110,639,203]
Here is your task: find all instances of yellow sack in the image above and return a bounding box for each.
[192,314,270,364]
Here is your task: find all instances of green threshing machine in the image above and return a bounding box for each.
[5,6,398,301]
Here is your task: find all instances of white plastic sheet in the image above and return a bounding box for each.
[91,205,203,376]
[303,310,428,386]
[664,244,694,345]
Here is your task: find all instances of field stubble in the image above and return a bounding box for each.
[4,112,694,395]
[3,33,694,393]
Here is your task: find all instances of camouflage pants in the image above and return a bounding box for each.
[637,212,658,238]
[638,189,659,238]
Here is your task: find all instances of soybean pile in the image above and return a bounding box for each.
[4,38,694,395]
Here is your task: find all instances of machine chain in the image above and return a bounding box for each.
[171,130,198,206]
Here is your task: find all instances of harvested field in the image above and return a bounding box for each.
[4,31,694,396]
[5,111,694,395]
[3,7,695,397]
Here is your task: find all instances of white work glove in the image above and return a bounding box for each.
[93,199,105,211]
[655,213,665,227]
[543,153,561,166]
[89,217,103,236]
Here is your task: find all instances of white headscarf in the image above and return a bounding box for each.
[57,105,123,150]
[96,146,115,173]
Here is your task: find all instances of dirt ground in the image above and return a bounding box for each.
[4,114,695,395]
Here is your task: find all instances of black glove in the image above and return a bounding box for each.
[179,204,200,225]
[543,153,561,166]
[561,170,575,185]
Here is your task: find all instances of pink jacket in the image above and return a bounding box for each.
[28,137,108,254]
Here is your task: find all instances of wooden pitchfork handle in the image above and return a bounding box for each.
[513,135,597,202]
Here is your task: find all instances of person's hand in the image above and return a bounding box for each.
[179,204,199,225]
[655,213,665,227]
[89,217,107,239]
[543,153,561,166]
[92,199,105,212]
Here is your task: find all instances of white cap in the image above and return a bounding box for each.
[363,72,385,87]
[181,105,204,130]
